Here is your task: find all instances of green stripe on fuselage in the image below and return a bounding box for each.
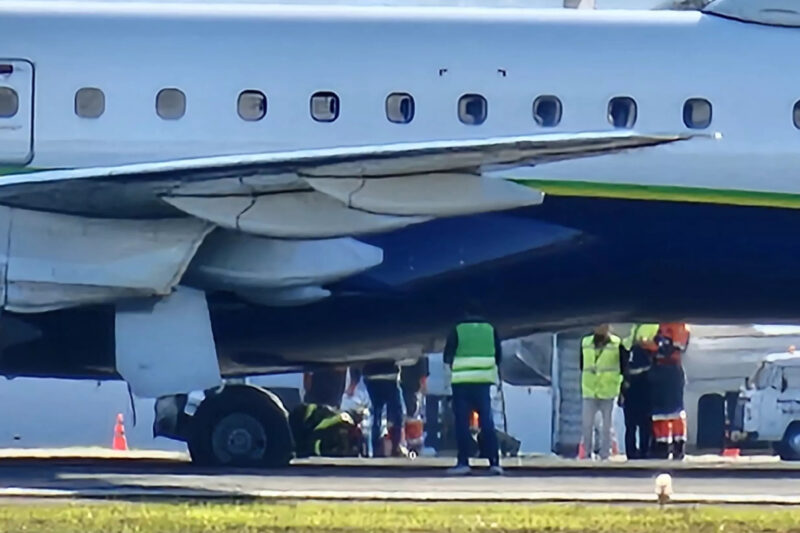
[516,179,800,209]
[0,166,43,176]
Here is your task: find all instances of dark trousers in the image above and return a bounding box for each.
[452,383,499,467]
[402,386,420,418]
[623,405,652,459]
[365,379,403,456]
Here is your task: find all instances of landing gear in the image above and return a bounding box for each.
[188,385,294,468]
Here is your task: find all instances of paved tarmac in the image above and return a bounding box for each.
[0,452,797,504]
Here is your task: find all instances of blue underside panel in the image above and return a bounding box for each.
[340,211,582,291]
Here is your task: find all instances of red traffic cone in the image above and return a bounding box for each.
[578,441,586,459]
[112,413,128,451]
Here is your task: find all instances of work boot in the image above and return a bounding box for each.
[673,441,686,461]
[391,446,409,459]
[447,465,472,476]
[488,465,504,476]
[650,442,669,460]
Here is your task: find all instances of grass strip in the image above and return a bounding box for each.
[0,501,798,533]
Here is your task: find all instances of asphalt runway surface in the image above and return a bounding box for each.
[0,453,798,504]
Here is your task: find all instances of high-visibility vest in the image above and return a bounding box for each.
[581,334,622,399]
[623,323,660,351]
[451,322,499,385]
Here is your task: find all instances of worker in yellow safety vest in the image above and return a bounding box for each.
[443,307,503,476]
[580,324,627,460]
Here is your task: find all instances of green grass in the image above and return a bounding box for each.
[0,501,799,533]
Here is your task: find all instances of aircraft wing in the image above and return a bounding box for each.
[0,131,705,239]
[0,130,709,313]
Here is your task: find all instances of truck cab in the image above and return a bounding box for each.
[733,351,800,460]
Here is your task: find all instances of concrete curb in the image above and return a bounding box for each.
[1,487,799,505]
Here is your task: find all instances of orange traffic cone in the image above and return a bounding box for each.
[112,413,128,451]
[578,441,586,459]
[722,447,740,458]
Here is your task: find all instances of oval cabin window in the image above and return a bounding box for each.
[608,96,637,129]
[238,90,267,121]
[683,98,712,129]
[310,92,340,122]
[75,88,105,119]
[793,101,800,129]
[533,95,562,127]
[386,93,415,124]
[458,94,487,125]
[0,87,19,118]
[156,88,186,120]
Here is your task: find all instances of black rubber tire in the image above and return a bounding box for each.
[778,422,800,461]
[696,394,725,451]
[188,385,294,468]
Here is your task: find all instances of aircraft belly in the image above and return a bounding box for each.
[0,208,211,312]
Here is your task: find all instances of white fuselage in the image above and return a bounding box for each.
[2,2,800,199]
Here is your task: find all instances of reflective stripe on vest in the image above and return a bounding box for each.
[581,334,622,399]
[452,322,498,384]
[315,412,354,432]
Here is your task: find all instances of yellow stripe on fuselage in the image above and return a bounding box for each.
[516,179,800,210]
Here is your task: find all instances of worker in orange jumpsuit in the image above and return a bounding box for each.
[648,323,690,460]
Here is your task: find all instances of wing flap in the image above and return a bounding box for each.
[305,173,544,217]
[164,191,429,239]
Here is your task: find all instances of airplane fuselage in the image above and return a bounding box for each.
[0,1,797,203]
[2,2,800,379]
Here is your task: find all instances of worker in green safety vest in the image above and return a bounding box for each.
[580,324,628,460]
[443,307,503,476]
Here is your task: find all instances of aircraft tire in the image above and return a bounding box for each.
[188,385,294,468]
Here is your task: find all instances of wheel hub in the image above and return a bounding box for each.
[227,428,253,454]
[211,413,267,464]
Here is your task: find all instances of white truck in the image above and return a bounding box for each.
[732,351,800,460]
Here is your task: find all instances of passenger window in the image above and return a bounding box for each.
[386,93,415,124]
[75,88,105,119]
[458,94,487,125]
[608,96,637,129]
[0,87,19,118]
[310,92,339,122]
[156,88,186,120]
[793,101,800,129]
[238,90,267,121]
[683,98,712,129]
[533,95,562,127]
